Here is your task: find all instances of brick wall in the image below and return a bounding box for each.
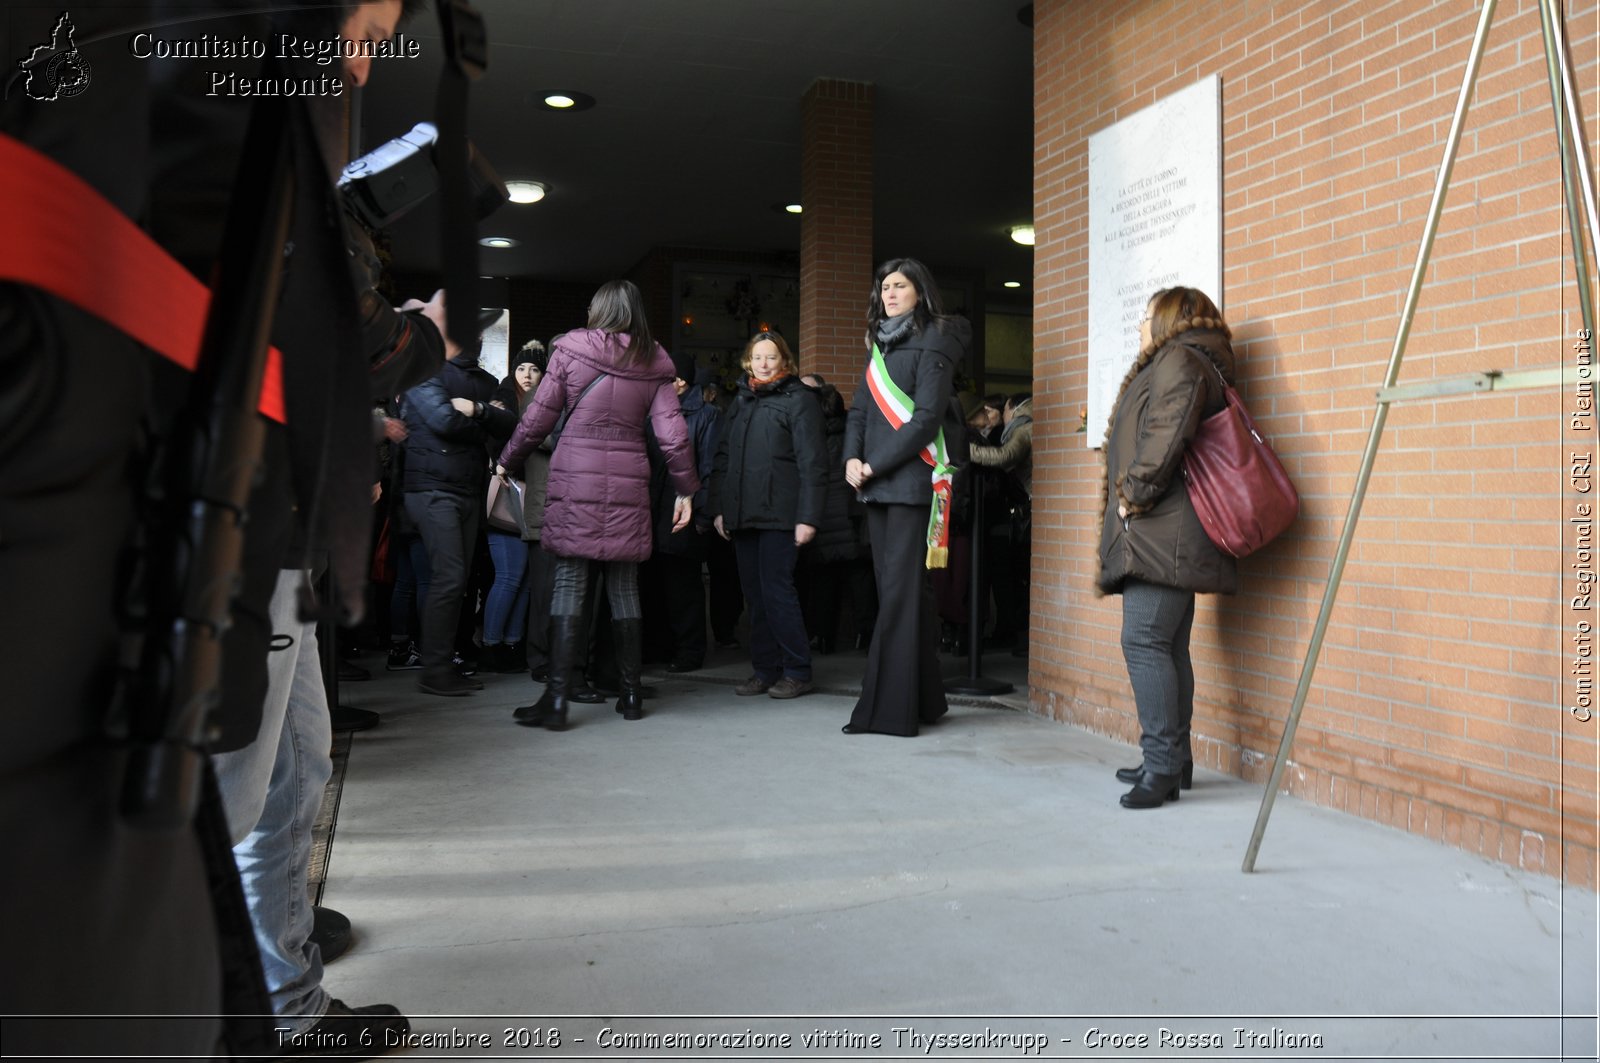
[1032,0,1598,886]
[800,79,876,387]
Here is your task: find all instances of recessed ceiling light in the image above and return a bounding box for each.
[505,180,547,204]
[1008,224,1036,247]
[536,91,596,112]
[478,237,519,248]
[1003,281,1022,288]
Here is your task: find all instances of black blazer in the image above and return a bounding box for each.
[844,318,968,506]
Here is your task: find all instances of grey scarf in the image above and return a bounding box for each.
[876,311,916,348]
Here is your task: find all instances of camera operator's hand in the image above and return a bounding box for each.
[401,289,460,361]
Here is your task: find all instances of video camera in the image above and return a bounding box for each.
[338,121,508,231]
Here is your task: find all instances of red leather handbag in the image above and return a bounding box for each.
[1181,353,1298,558]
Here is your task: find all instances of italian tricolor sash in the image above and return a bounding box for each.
[866,343,953,569]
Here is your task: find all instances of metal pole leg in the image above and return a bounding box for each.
[1242,0,1501,873]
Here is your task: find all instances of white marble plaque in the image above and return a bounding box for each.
[1086,75,1222,445]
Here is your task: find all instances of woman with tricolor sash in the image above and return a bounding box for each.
[842,258,970,736]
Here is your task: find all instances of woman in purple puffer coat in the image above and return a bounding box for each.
[498,280,699,729]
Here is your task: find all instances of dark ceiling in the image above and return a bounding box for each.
[360,0,1037,299]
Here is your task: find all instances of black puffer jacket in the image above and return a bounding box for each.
[651,384,721,558]
[844,318,968,506]
[400,354,515,496]
[1097,327,1238,596]
[710,373,828,532]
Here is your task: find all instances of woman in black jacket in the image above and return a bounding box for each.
[1098,286,1239,809]
[842,257,967,736]
[798,375,877,654]
[711,331,829,700]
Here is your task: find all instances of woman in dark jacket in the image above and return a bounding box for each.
[645,359,721,673]
[480,343,545,673]
[798,375,874,653]
[711,332,829,699]
[842,257,967,737]
[1098,286,1239,808]
[497,281,699,729]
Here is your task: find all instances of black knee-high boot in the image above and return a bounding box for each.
[612,617,645,721]
[515,615,582,730]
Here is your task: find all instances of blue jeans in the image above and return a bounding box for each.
[733,529,810,681]
[484,531,529,644]
[212,569,332,1032]
[388,531,430,643]
[1120,579,1196,775]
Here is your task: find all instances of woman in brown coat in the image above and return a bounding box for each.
[1097,287,1238,808]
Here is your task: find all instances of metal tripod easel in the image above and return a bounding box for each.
[1242,0,1598,872]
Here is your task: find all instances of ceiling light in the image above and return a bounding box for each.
[535,91,596,112]
[478,237,519,249]
[1003,281,1022,289]
[505,181,547,204]
[784,203,803,214]
[1008,225,1036,246]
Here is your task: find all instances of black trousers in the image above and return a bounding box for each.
[848,503,947,735]
[523,538,555,672]
[705,532,744,641]
[734,530,811,681]
[657,553,709,665]
[404,489,480,670]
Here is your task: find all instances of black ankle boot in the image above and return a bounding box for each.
[612,617,645,721]
[517,615,583,730]
[1120,770,1183,809]
[512,690,551,724]
[1115,761,1194,789]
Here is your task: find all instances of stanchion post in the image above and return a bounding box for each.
[946,466,1014,697]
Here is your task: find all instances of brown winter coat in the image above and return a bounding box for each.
[1096,327,1239,596]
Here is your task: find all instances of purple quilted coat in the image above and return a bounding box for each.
[499,328,699,562]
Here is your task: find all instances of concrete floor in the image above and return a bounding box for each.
[322,642,1597,1061]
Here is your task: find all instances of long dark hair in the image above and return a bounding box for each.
[586,279,656,368]
[866,256,950,346]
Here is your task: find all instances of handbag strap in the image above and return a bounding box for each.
[569,371,608,415]
[1182,343,1233,412]
[549,370,608,446]
[1183,343,1269,442]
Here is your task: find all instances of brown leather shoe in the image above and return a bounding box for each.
[735,674,774,696]
[767,676,814,700]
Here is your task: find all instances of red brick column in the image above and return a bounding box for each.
[799,79,874,389]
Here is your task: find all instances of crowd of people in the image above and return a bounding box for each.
[4,0,1247,1047]
[363,261,1039,744]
